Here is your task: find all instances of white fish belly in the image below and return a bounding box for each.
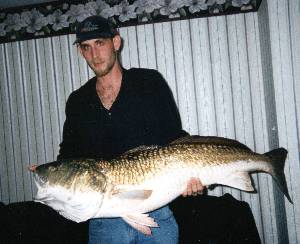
[95,167,199,218]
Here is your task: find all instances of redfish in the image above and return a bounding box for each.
[30,135,292,235]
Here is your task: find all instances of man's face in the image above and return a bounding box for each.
[78,36,121,77]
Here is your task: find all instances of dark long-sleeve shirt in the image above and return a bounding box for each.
[57,68,187,160]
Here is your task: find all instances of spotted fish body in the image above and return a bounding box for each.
[31,136,292,235]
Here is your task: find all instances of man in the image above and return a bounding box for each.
[57,15,203,243]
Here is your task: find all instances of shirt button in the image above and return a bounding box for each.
[108,112,111,116]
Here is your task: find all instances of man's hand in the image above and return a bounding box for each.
[182,177,205,197]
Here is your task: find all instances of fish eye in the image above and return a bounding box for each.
[36,174,47,184]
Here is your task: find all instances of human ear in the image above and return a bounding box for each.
[113,35,121,51]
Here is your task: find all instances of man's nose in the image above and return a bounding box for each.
[91,46,99,58]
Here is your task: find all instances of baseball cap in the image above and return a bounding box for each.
[73,16,119,44]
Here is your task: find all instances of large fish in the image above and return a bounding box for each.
[30,136,292,235]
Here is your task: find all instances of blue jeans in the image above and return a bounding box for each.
[89,206,178,244]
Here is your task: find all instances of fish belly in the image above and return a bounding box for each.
[95,167,199,218]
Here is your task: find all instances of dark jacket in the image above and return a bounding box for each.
[57,68,187,160]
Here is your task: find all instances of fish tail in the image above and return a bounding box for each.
[264,148,293,203]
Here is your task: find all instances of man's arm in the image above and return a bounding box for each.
[153,71,205,196]
[57,94,79,160]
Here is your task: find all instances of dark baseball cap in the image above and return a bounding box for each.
[73,16,119,44]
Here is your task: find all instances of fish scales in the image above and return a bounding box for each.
[102,143,267,186]
[107,149,169,185]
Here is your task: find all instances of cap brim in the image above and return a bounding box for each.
[73,32,116,45]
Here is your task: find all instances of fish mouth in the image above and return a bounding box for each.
[28,165,37,172]
[29,165,47,186]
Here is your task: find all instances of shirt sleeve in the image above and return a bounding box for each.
[56,94,79,160]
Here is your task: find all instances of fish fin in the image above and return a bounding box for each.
[264,148,293,204]
[122,218,152,236]
[128,221,152,235]
[220,172,254,191]
[114,189,152,199]
[122,213,159,235]
[170,135,251,151]
[124,213,159,227]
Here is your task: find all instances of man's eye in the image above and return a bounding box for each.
[80,45,90,51]
[96,40,104,46]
